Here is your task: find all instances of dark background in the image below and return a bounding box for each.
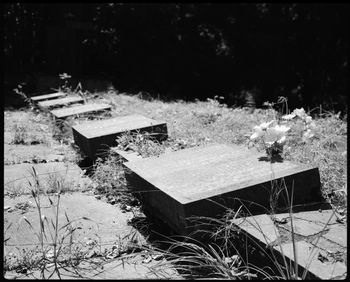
[3,3,349,112]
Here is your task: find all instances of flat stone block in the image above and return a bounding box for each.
[72,115,167,159]
[273,241,347,279]
[38,96,84,109]
[50,103,111,119]
[231,214,279,245]
[112,149,143,162]
[30,92,66,102]
[124,144,325,235]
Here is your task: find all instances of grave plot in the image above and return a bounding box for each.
[72,115,168,159]
[30,92,66,102]
[38,95,84,110]
[231,210,347,279]
[123,144,329,236]
[50,103,112,119]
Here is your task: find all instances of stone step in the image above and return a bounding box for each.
[30,92,66,102]
[231,210,346,279]
[38,96,84,110]
[50,103,112,119]
[4,162,92,195]
[72,115,167,159]
[123,144,328,236]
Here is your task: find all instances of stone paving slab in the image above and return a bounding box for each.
[4,162,92,195]
[38,96,84,109]
[50,103,112,119]
[30,92,66,102]
[4,144,77,165]
[124,144,326,235]
[233,210,347,279]
[72,115,167,159]
[4,193,179,279]
[273,241,347,279]
[3,193,138,252]
[231,214,279,245]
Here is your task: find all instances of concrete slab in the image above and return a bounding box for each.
[273,241,347,279]
[113,149,143,162]
[30,92,66,102]
[273,210,346,247]
[50,103,111,119]
[4,162,92,195]
[38,96,84,109]
[72,115,168,159]
[231,214,279,245]
[4,193,179,279]
[4,144,77,164]
[124,144,326,235]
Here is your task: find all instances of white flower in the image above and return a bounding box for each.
[293,108,307,118]
[250,125,264,140]
[260,120,275,130]
[250,120,275,140]
[264,124,290,145]
[282,113,296,120]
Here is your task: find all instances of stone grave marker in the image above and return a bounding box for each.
[50,103,112,119]
[30,92,66,102]
[38,96,84,110]
[123,144,327,236]
[72,115,168,159]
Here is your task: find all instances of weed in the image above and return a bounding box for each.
[116,131,165,158]
[11,124,28,145]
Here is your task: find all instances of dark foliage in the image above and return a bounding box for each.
[4,3,348,112]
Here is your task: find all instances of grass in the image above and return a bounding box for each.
[86,91,345,279]
[6,86,346,279]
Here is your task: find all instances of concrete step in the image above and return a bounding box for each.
[123,144,328,236]
[38,96,84,110]
[30,92,66,102]
[72,115,167,159]
[50,103,112,119]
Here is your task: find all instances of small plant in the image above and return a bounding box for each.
[58,73,72,94]
[11,124,28,145]
[58,73,89,102]
[116,131,165,158]
[249,99,317,161]
[13,84,35,109]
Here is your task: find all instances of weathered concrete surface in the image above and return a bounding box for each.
[4,144,77,165]
[233,210,347,279]
[231,214,279,245]
[50,103,111,119]
[124,144,327,235]
[38,96,84,109]
[30,92,66,102]
[113,149,143,162]
[4,193,180,279]
[273,241,347,279]
[4,162,92,195]
[3,193,140,253]
[72,115,168,159]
